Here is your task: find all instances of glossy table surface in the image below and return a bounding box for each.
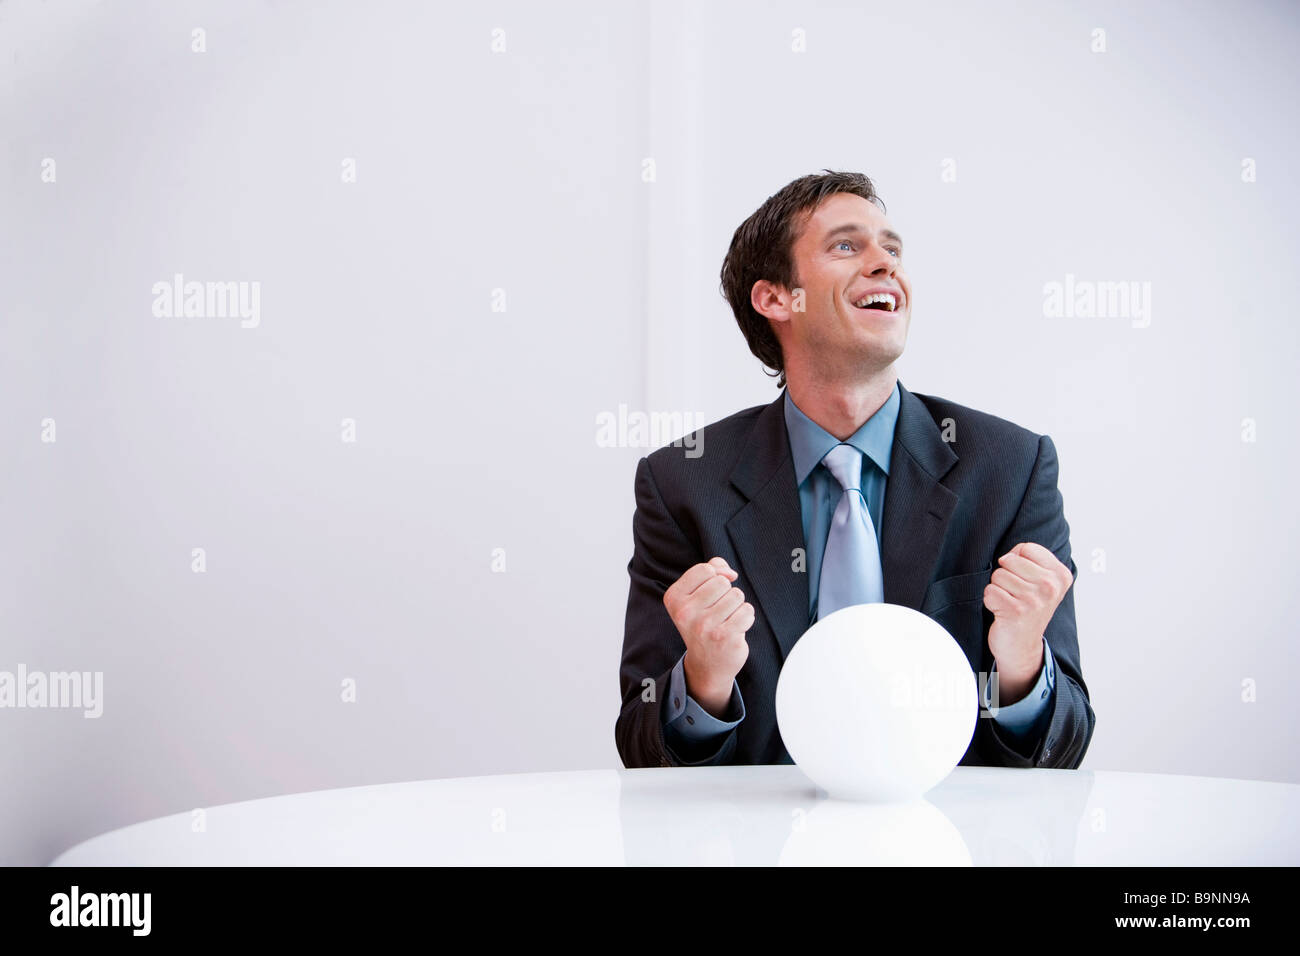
[51,765,1300,866]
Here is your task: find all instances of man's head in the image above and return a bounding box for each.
[720,170,912,389]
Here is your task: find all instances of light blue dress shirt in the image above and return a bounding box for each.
[662,384,1055,764]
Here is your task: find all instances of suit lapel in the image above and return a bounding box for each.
[880,380,960,609]
[725,380,960,665]
[726,393,809,663]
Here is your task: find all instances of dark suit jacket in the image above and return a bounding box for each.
[615,379,1095,770]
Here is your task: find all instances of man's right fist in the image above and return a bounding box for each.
[662,557,755,717]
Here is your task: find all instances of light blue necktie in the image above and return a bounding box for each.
[817,443,885,620]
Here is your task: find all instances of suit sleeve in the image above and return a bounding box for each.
[615,455,741,768]
[986,637,1056,749]
[974,434,1096,769]
[663,652,746,764]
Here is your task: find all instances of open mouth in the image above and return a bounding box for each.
[851,292,899,313]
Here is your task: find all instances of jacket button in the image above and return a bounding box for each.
[686,715,695,725]
[673,697,680,708]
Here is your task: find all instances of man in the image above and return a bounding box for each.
[615,170,1095,770]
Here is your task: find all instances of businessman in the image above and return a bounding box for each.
[615,170,1096,769]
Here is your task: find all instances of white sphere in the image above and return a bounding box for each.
[775,602,977,802]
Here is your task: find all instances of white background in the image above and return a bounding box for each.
[2,0,1297,866]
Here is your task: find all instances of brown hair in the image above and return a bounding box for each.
[719,170,886,388]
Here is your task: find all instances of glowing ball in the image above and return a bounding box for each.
[775,603,977,802]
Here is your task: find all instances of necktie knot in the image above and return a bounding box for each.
[821,443,863,493]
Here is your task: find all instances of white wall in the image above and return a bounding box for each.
[2,0,1297,866]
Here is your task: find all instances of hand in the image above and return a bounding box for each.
[983,542,1073,696]
[662,557,754,716]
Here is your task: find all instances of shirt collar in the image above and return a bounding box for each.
[783,381,901,487]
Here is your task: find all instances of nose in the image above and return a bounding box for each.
[860,240,897,277]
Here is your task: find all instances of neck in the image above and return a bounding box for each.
[785,363,898,441]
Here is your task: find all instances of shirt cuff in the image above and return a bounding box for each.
[663,652,745,741]
[984,637,1055,741]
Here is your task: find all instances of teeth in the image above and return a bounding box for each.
[853,292,897,311]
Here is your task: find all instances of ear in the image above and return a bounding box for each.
[751,278,797,326]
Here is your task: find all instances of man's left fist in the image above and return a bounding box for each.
[983,542,1074,692]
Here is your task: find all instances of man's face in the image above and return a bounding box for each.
[763,192,912,380]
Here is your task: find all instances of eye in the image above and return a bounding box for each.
[836,239,901,257]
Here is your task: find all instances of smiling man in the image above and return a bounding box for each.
[615,170,1096,769]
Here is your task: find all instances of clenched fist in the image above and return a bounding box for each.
[662,557,755,717]
[983,541,1074,701]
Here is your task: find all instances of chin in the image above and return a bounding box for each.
[871,338,908,368]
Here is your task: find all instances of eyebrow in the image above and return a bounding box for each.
[821,223,904,250]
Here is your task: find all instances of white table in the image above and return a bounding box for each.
[50,765,1300,866]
